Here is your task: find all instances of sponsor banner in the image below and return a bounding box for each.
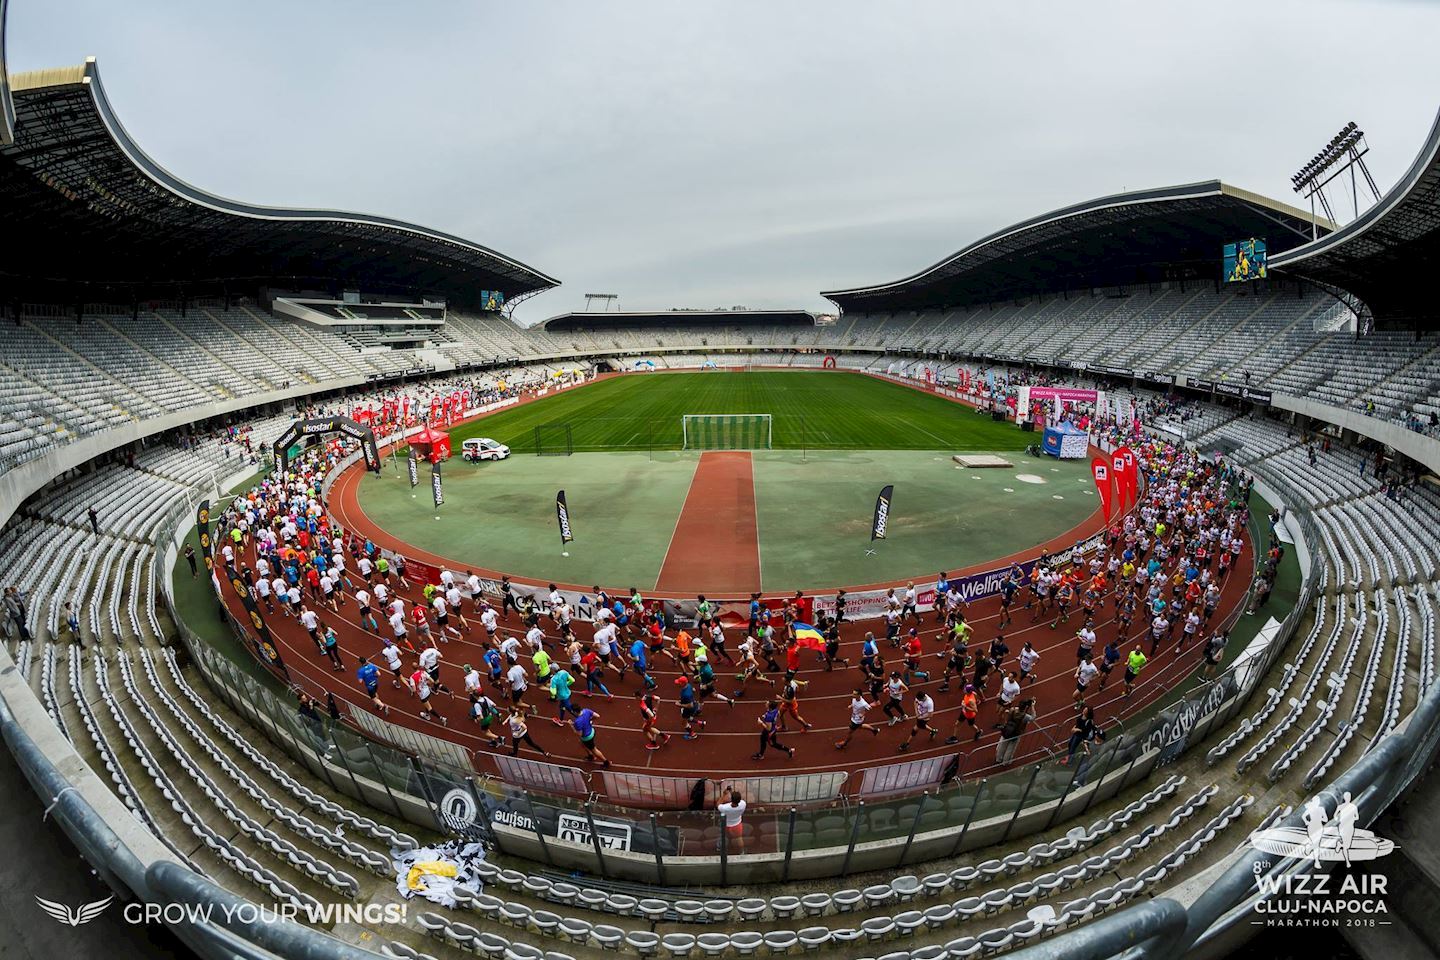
[1028,386,1099,403]
[223,564,285,672]
[556,490,574,544]
[1212,382,1271,405]
[1243,387,1272,405]
[1114,445,1137,509]
[431,459,444,507]
[871,484,894,541]
[814,531,1107,620]
[407,452,419,488]
[1091,457,1114,523]
[273,415,380,474]
[196,499,213,571]
[1190,377,1214,393]
[1144,670,1236,763]
[555,812,633,851]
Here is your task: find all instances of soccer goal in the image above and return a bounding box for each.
[682,414,772,450]
[534,422,574,456]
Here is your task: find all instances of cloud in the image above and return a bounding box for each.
[9,0,1438,323]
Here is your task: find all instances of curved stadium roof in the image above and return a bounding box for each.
[0,58,558,308]
[823,181,1331,314]
[1270,107,1440,329]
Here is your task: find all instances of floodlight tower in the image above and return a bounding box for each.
[1290,121,1382,239]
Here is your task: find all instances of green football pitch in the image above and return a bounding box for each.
[440,370,1030,453]
[352,371,1101,591]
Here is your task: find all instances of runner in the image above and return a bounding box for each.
[1123,647,1148,697]
[1073,657,1100,710]
[777,677,812,732]
[897,690,937,752]
[468,692,506,748]
[571,707,611,768]
[506,706,548,757]
[675,676,706,740]
[411,668,448,725]
[881,671,910,725]
[835,688,881,750]
[355,657,389,715]
[751,700,795,761]
[947,684,981,743]
[637,689,670,751]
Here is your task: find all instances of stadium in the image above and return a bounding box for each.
[1,4,1439,960]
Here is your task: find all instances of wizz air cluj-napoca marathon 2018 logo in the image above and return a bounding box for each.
[1246,792,1395,928]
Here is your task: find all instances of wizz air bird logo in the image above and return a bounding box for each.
[35,894,113,926]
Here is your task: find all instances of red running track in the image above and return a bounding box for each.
[216,538,1253,793]
[654,452,762,594]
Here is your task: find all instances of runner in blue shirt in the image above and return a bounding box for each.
[483,647,503,685]
[550,668,582,723]
[355,657,389,715]
[628,637,654,689]
[676,676,705,739]
[751,700,794,760]
[571,708,610,768]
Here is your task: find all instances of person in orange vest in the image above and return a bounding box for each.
[947,685,982,744]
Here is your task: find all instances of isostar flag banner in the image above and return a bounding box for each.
[1091,457,1114,523]
[407,451,419,488]
[556,490,575,544]
[1115,445,1138,508]
[871,484,894,541]
[431,458,444,507]
[195,499,213,571]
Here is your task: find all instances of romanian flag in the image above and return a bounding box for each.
[794,623,825,650]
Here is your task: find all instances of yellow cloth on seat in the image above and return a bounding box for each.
[406,860,459,891]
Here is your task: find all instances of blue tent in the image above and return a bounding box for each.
[1041,421,1089,458]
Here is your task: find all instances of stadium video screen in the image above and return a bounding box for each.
[1223,238,1267,283]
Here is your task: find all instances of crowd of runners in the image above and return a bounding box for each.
[212,428,1260,777]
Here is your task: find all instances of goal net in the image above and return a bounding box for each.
[534,422,574,456]
[682,414,772,450]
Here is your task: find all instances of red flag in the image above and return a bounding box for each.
[1091,456,1115,523]
[1115,445,1137,508]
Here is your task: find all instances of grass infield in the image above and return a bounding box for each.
[438,370,1029,454]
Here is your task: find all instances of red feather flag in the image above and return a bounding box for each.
[1091,456,1115,522]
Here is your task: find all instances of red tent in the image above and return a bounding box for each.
[408,426,451,463]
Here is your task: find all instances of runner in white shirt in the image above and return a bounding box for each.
[1017,640,1040,686]
[380,642,405,688]
[433,595,462,641]
[835,689,881,749]
[1073,658,1100,708]
[355,588,377,632]
[499,634,522,663]
[389,611,411,649]
[466,572,484,613]
[898,690,937,751]
[440,569,455,589]
[255,576,273,612]
[999,671,1021,707]
[525,625,546,653]
[480,607,500,642]
[445,586,470,633]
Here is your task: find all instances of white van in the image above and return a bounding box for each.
[462,438,511,462]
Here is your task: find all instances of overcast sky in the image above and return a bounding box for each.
[9,0,1439,323]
